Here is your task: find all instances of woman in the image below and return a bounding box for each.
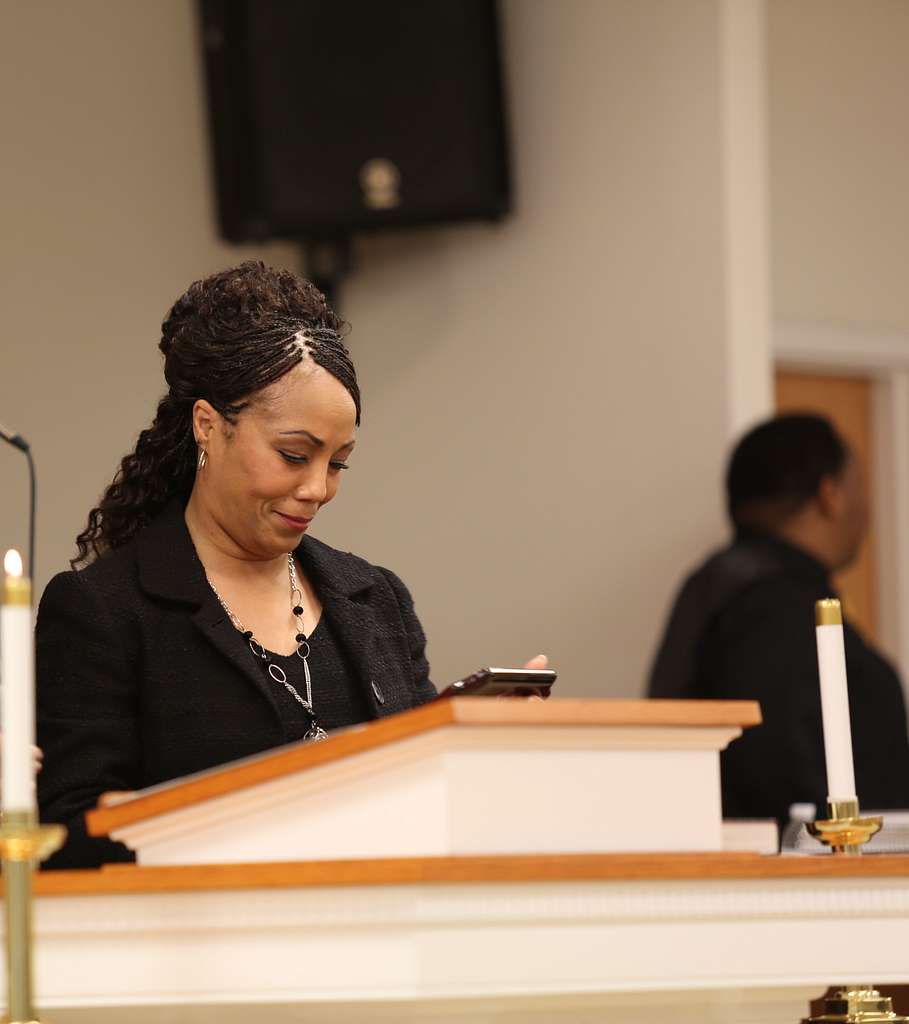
[36,261,547,870]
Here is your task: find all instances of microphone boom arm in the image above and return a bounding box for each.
[0,423,36,579]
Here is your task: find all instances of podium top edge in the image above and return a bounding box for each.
[444,698,761,728]
[86,698,760,836]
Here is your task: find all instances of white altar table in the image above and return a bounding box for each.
[19,851,909,1023]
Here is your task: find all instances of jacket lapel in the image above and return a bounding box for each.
[298,536,385,719]
[135,499,283,720]
[319,590,381,716]
[190,590,283,720]
[135,501,395,722]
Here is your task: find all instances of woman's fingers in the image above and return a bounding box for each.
[0,736,44,773]
[522,654,548,670]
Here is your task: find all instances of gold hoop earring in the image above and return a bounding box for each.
[197,448,208,472]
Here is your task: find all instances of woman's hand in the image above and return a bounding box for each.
[0,737,43,774]
[497,654,550,700]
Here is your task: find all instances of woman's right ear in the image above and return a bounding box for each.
[191,399,218,448]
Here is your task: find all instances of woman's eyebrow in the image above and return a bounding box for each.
[278,429,324,447]
[278,429,356,451]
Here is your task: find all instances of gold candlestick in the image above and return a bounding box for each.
[803,985,908,1022]
[0,811,65,1024]
[806,798,882,856]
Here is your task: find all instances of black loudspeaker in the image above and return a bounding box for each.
[199,0,511,242]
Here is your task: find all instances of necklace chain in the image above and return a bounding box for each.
[206,554,327,741]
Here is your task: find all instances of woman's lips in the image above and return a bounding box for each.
[275,511,312,532]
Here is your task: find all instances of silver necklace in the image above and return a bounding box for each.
[206,554,327,741]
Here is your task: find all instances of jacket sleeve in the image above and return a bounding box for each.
[647,573,703,698]
[36,571,138,868]
[377,566,437,705]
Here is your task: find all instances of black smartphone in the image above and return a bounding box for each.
[436,667,557,700]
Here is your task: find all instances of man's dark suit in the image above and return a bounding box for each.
[648,530,909,825]
[36,499,436,868]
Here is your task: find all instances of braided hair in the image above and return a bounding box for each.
[73,261,360,568]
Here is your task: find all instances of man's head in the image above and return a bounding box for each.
[726,414,868,572]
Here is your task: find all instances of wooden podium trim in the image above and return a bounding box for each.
[86,697,761,836]
[33,850,909,897]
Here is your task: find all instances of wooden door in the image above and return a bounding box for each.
[775,371,876,641]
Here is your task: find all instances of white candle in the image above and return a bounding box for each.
[815,598,857,801]
[1,549,35,812]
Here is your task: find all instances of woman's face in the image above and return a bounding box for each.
[197,360,357,559]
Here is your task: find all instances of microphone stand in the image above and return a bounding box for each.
[0,428,35,579]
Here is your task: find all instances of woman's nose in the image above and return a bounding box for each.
[294,467,328,505]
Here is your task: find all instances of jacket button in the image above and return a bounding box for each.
[371,679,386,705]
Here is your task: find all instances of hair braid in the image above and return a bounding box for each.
[73,395,195,567]
[72,261,357,568]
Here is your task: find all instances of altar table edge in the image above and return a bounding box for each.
[29,850,909,897]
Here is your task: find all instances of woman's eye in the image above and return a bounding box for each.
[279,451,308,465]
[279,451,349,471]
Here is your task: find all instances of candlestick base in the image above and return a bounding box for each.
[803,985,909,1021]
[0,812,66,1024]
[0,818,66,863]
[806,799,882,856]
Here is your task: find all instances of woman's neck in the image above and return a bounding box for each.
[184,488,287,583]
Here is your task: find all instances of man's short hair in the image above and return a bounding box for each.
[726,414,848,529]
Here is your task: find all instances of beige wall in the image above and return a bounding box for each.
[1,1,743,696]
[0,1,297,580]
[316,0,735,692]
[769,0,909,331]
[768,0,909,674]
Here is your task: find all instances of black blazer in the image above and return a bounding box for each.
[36,499,436,869]
[648,531,909,824]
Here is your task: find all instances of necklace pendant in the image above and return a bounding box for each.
[305,724,328,742]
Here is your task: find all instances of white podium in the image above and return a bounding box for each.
[86,697,761,865]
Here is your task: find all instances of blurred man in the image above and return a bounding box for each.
[648,414,909,823]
